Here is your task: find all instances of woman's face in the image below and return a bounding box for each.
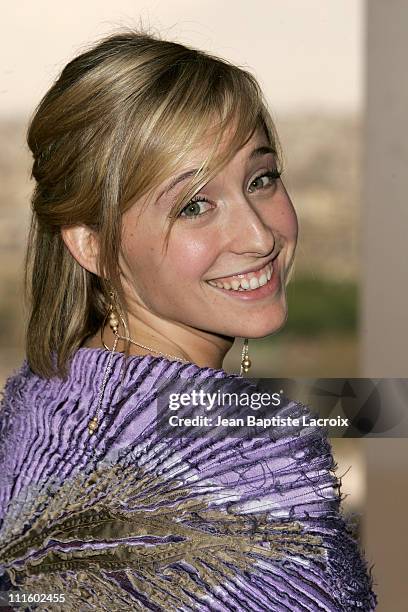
[119,124,298,340]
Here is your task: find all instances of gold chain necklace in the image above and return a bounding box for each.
[113,333,190,364]
[99,297,190,364]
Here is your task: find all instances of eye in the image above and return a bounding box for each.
[248,169,281,193]
[178,195,212,220]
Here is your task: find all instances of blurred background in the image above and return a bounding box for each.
[1,1,407,608]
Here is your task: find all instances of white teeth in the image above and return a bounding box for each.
[208,260,275,292]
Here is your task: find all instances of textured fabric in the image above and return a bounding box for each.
[0,347,377,611]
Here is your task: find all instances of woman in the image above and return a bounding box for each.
[0,29,376,610]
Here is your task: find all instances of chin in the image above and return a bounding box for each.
[228,305,289,339]
[249,318,287,339]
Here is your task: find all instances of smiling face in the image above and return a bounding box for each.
[118,123,298,346]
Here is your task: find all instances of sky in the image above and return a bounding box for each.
[1,0,364,119]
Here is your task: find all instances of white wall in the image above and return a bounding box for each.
[1,0,362,118]
[362,1,408,609]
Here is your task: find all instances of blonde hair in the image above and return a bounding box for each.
[24,27,284,379]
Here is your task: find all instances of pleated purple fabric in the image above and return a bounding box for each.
[0,347,377,611]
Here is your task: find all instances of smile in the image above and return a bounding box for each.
[205,258,281,301]
[207,260,273,291]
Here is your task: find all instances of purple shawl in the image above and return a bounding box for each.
[0,347,377,611]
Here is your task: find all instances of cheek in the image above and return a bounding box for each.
[120,223,161,295]
[284,204,298,238]
[123,227,218,301]
[265,196,298,240]
[165,232,218,283]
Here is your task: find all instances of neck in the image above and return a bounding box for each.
[89,307,234,370]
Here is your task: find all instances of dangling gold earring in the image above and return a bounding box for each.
[240,338,251,376]
[100,290,128,350]
[88,291,124,436]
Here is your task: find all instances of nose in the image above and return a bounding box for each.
[226,195,276,255]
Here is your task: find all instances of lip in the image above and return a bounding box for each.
[206,256,281,301]
[208,252,279,281]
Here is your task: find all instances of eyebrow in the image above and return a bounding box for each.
[161,145,276,197]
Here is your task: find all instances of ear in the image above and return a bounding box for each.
[61,225,100,275]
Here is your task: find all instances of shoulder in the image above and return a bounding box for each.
[0,351,376,608]
[0,359,33,439]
